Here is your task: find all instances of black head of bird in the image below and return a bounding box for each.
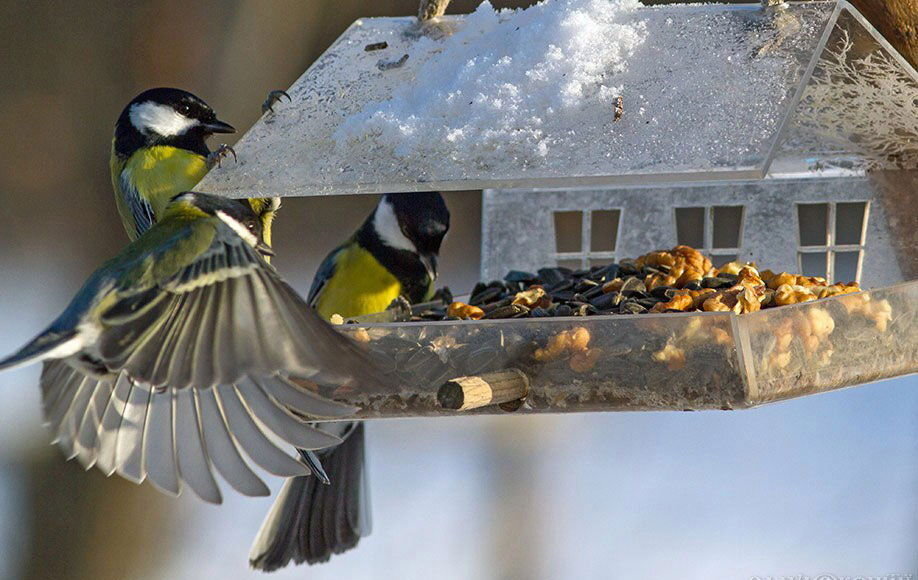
[171,192,275,257]
[375,191,450,277]
[114,87,235,157]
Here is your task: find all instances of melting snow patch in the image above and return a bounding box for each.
[335,0,647,165]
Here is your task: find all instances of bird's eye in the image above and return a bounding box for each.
[178,104,191,115]
[246,222,257,232]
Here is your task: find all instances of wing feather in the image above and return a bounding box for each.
[75,378,115,469]
[115,381,152,483]
[43,370,82,436]
[235,378,342,450]
[40,361,72,409]
[147,292,194,387]
[256,375,356,419]
[174,388,222,504]
[197,388,270,497]
[94,373,134,476]
[143,388,181,496]
[191,283,220,388]
[214,384,306,477]
[163,289,207,388]
[56,373,97,458]
[307,244,344,306]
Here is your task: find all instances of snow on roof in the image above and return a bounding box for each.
[200,2,853,198]
[334,0,647,164]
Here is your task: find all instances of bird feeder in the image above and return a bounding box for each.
[198,0,917,418]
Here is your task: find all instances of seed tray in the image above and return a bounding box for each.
[324,280,916,418]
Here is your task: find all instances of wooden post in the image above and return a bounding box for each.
[848,0,917,68]
[437,368,530,411]
[418,0,451,22]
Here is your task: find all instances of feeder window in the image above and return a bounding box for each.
[796,201,869,283]
[674,206,745,267]
[553,209,622,269]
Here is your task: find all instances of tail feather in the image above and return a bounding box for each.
[249,422,369,571]
[0,329,79,372]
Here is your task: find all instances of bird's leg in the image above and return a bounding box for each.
[262,90,291,115]
[386,296,413,321]
[207,144,237,169]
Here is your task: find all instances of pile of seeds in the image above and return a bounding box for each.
[410,245,864,322]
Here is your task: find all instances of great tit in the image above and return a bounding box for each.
[111,87,277,246]
[0,192,383,504]
[249,191,450,570]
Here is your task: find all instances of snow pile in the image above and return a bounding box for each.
[335,0,647,164]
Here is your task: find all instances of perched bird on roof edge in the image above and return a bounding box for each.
[249,191,450,571]
[0,192,386,504]
[111,87,278,245]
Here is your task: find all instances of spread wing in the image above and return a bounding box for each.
[91,220,386,392]
[307,243,346,307]
[41,360,355,504]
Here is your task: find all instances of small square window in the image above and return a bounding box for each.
[711,206,743,249]
[675,207,705,248]
[590,210,620,252]
[800,252,828,278]
[553,211,582,253]
[835,202,867,245]
[833,251,861,283]
[798,203,829,246]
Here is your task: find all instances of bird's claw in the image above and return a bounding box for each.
[386,296,413,320]
[207,144,237,168]
[262,90,291,115]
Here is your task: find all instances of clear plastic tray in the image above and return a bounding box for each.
[738,280,916,404]
[327,281,916,418]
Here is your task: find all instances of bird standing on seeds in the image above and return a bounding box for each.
[249,191,451,570]
[0,192,385,503]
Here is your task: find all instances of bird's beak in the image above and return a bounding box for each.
[420,254,438,281]
[203,119,236,134]
[256,242,275,257]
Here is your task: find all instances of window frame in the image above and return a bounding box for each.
[795,200,870,283]
[552,208,624,269]
[672,204,746,264]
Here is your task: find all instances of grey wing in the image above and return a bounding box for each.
[39,360,355,504]
[93,228,389,393]
[119,173,156,239]
[307,244,345,307]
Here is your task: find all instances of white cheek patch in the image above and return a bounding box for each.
[216,210,258,247]
[373,198,415,252]
[129,101,198,137]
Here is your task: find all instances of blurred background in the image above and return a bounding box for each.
[0,1,915,579]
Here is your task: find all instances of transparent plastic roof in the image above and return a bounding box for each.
[770,6,918,172]
[198,1,916,198]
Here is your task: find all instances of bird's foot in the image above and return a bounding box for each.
[386,295,413,321]
[262,90,291,115]
[207,144,237,168]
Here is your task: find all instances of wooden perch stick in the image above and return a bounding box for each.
[418,0,451,21]
[437,368,530,411]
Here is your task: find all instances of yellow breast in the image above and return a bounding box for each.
[121,146,208,218]
[315,245,403,320]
